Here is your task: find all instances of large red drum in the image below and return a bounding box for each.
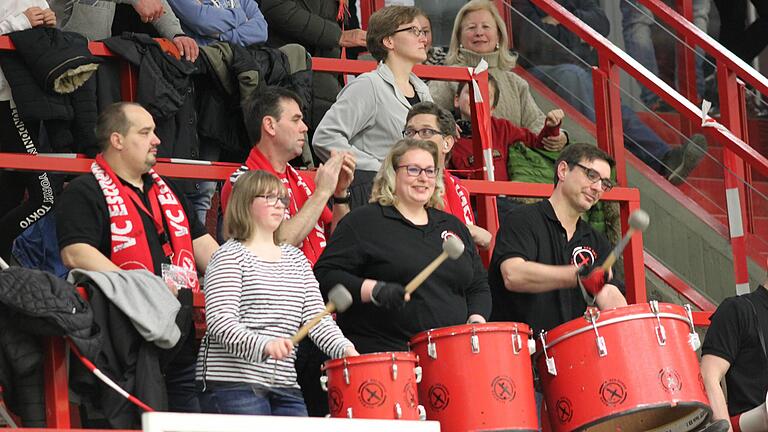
[537,302,710,432]
[321,352,424,420]
[410,323,538,432]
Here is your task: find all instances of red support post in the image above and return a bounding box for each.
[674,0,697,137]
[44,337,70,428]
[716,61,751,295]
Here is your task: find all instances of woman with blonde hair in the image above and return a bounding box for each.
[314,138,491,354]
[428,0,567,152]
[197,170,357,416]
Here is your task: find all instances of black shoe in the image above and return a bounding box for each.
[697,419,731,432]
[662,133,708,185]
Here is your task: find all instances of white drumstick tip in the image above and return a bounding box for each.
[628,209,650,232]
[443,236,465,260]
[328,284,353,313]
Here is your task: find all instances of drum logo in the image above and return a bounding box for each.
[658,367,683,393]
[428,384,450,411]
[554,397,574,424]
[599,379,627,406]
[491,376,516,402]
[358,380,387,408]
[328,387,344,415]
[571,246,597,268]
[404,381,418,408]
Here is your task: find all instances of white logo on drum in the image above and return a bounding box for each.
[571,246,596,268]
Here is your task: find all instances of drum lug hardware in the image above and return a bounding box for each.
[512,326,522,355]
[414,366,422,384]
[586,307,608,357]
[346,407,353,418]
[394,402,402,419]
[391,353,398,380]
[319,375,328,392]
[650,300,667,346]
[417,405,426,421]
[471,327,480,354]
[343,358,350,385]
[427,332,437,359]
[684,304,701,351]
[540,330,557,376]
[528,337,536,356]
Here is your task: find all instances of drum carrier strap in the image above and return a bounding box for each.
[742,297,768,362]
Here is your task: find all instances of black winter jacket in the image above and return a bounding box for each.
[0,268,98,427]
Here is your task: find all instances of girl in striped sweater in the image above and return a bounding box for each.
[197,170,357,416]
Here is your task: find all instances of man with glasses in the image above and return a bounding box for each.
[488,142,627,336]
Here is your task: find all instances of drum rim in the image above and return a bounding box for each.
[409,322,532,345]
[550,401,710,432]
[537,311,692,353]
[321,351,418,370]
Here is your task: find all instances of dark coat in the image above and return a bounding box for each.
[0,268,98,427]
[0,28,100,155]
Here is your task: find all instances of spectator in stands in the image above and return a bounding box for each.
[221,87,354,266]
[512,0,708,185]
[258,0,367,134]
[405,102,493,249]
[416,12,447,66]
[451,75,564,183]
[312,5,432,208]
[197,169,357,417]
[50,0,199,61]
[428,1,568,154]
[55,102,219,413]
[314,138,491,353]
[714,0,768,65]
[701,270,768,427]
[166,0,267,47]
[621,0,711,109]
[0,1,60,261]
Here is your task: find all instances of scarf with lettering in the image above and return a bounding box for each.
[91,154,199,291]
[443,172,475,224]
[231,147,331,264]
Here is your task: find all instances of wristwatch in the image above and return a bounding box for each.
[333,190,351,205]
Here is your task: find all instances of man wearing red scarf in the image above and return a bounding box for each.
[221,87,355,265]
[56,102,219,414]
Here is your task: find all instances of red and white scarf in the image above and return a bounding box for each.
[443,173,475,224]
[228,147,332,265]
[91,154,199,291]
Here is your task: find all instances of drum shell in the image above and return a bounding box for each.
[322,352,421,420]
[410,323,538,432]
[536,303,710,432]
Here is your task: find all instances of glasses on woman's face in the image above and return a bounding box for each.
[255,195,290,208]
[403,127,443,139]
[572,163,614,192]
[392,26,428,38]
[396,165,439,178]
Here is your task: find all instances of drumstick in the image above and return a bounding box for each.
[404,236,465,296]
[599,209,650,272]
[290,284,352,345]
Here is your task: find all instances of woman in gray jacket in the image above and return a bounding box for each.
[312,5,432,209]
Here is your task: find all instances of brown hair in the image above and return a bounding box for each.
[224,170,286,242]
[366,5,423,62]
[95,102,144,151]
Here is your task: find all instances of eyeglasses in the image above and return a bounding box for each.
[255,195,290,207]
[392,26,428,38]
[397,165,439,178]
[403,128,443,139]
[573,163,614,192]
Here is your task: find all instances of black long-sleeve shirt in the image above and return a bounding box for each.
[314,203,491,353]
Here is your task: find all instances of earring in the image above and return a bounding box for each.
[443,141,450,150]
[495,42,500,50]
[459,44,464,49]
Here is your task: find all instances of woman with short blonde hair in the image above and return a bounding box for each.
[370,138,444,209]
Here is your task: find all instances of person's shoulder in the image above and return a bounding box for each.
[210,239,243,262]
[65,173,99,191]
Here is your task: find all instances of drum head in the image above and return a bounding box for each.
[579,403,709,432]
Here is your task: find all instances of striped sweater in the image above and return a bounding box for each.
[197,240,352,389]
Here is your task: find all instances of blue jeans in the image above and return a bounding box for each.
[185,181,217,225]
[166,363,201,413]
[529,64,670,172]
[621,0,711,104]
[199,382,308,416]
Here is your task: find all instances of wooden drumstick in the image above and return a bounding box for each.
[404,236,465,296]
[291,284,352,345]
[600,209,650,272]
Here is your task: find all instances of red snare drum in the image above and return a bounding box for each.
[537,302,710,432]
[410,323,538,432]
[321,352,424,420]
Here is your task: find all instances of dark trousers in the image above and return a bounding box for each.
[714,0,768,63]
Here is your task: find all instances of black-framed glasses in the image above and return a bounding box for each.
[397,165,439,178]
[392,26,428,38]
[403,127,443,139]
[256,195,290,207]
[573,163,614,192]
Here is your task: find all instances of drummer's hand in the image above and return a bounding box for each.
[343,345,359,357]
[370,281,407,310]
[265,338,294,360]
[467,314,486,324]
[595,284,627,310]
[577,265,608,296]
